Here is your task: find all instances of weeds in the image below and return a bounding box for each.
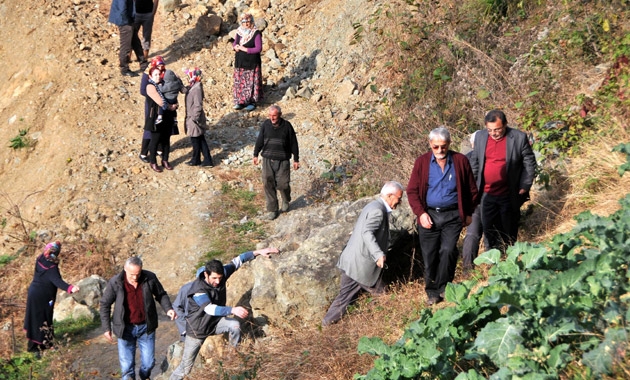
[8,129,31,150]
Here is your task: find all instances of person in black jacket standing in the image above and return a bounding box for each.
[253,105,300,220]
[100,256,175,380]
[169,247,278,380]
[24,241,80,355]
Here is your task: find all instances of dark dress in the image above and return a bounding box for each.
[23,254,72,351]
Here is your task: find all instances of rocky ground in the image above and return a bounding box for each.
[0,0,395,377]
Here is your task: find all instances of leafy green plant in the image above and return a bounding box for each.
[0,352,46,380]
[0,254,17,267]
[8,129,30,150]
[357,194,630,379]
[612,142,630,176]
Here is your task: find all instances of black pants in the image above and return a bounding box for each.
[462,206,483,269]
[481,193,518,252]
[189,135,213,165]
[261,158,291,212]
[117,24,143,69]
[322,272,384,326]
[418,209,462,298]
[149,131,170,164]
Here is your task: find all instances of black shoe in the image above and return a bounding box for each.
[186,161,200,166]
[140,60,149,71]
[427,296,441,306]
[139,155,149,163]
[121,68,138,77]
[200,162,214,167]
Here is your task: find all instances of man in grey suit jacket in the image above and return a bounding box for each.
[322,181,404,326]
[469,109,536,252]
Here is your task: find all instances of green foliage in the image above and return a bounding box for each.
[357,194,630,379]
[54,316,99,338]
[0,254,17,267]
[8,129,31,150]
[612,142,630,176]
[0,352,46,380]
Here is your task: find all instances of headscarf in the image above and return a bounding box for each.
[184,67,202,84]
[236,13,258,45]
[43,241,62,263]
[150,55,165,69]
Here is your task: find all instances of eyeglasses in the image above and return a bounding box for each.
[487,127,505,133]
[241,20,251,24]
[430,144,448,150]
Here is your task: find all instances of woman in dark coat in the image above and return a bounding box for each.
[232,13,263,112]
[24,241,80,353]
[144,65,178,172]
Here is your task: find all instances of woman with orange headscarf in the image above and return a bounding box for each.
[24,241,80,354]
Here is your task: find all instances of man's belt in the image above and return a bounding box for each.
[427,205,458,212]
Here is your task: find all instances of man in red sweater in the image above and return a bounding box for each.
[469,110,536,252]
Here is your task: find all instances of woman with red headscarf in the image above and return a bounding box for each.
[184,67,214,167]
[24,241,80,354]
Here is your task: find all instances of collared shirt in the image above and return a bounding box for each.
[426,153,458,208]
[123,277,146,325]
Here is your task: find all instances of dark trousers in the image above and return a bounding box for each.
[462,206,483,269]
[117,24,143,69]
[418,209,462,298]
[189,135,213,165]
[262,158,291,212]
[322,272,384,326]
[149,131,170,164]
[481,193,518,252]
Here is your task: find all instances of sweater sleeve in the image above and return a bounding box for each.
[289,123,299,162]
[146,84,167,110]
[247,33,263,54]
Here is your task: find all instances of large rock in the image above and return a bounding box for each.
[195,14,222,37]
[54,275,107,321]
[225,196,417,328]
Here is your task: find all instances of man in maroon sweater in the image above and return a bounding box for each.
[407,127,478,305]
[469,110,536,252]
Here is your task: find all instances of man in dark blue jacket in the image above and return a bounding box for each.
[169,247,278,380]
[108,0,146,76]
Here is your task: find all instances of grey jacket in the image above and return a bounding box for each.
[469,127,536,209]
[337,197,390,287]
[184,81,207,137]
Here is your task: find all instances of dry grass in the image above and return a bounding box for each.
[522,123,630,243]
[184,282,432,379]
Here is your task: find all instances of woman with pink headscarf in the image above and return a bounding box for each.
[232,13,263,112]
[24,241,80,354]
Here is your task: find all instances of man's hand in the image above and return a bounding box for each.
[253,157,259,165]
[419,212,433,229]
[518,189,527,195]
[376,256,386,269]
[293,162,300,170]
[231,306,249,319]
[167,309,177,320]
[464,215,472,227]
[103,331,114,343]
[254,247,279,258]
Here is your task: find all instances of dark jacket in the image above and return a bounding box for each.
[108,0,134,26]
[469,127,536,210]
[253,118,300,162]
[407,150,479,226]
[185,252,255,339]
[100,269,173,338]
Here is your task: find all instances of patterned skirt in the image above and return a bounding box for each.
[233,65,263,106]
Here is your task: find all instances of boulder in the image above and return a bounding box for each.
[195,14,223,37]
[225,196,417,328]
[53,275,106,321]
[160,0,181,13]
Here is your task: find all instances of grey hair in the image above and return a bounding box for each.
[268,104,282,114]
[429,126,451,143]
[380,181,404,196]
[125,256,143,268]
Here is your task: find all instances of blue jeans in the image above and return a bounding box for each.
[118,324,155,380]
